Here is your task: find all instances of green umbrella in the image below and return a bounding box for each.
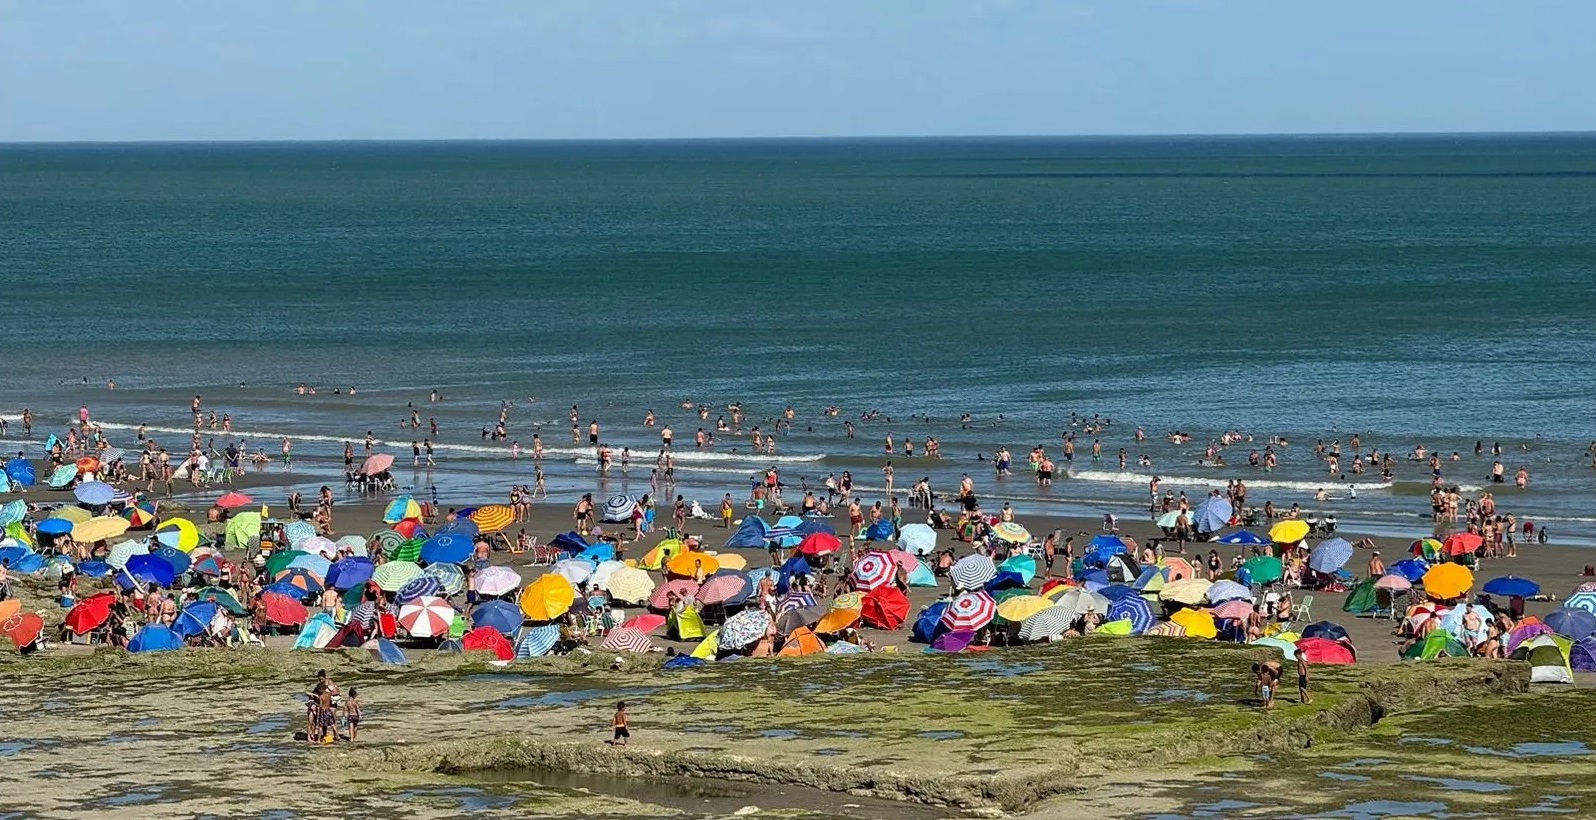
[191,586,248,616]
[264,549,310,579]
[225,511,262,549]
[391,537,424,563]
[1242,555,1284,585]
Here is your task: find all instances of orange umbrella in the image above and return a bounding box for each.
[1443,532,1484,556]
[665,552,720,579]
[519,574,576,621]
[813,608,860,635]
[469,505,515,533]
[1423,563,1474,600]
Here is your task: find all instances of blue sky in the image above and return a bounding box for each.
[1,0,1592,141]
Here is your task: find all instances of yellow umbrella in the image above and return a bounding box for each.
[53,506,93,524]
[665,551,719,579]
[226,511,262,549]
[519,574,576,621]
[996,594,1052,623]
[1268,519,1310,544]
[1170,608,1218,639]
[1159,577,1213,606]
[469,505,515,534]
[690,629,720,660]
[831,591,864,611]
[605,567,656,606]
[1096,618,1134,636]
[1422,562,1474,600]
[814,608,861,635]
[73,516,130,543]
[711,552,747,571]
[156,518,200,552]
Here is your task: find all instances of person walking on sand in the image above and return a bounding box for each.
[1254,661,1280,709]
[1297,653,1312,704]
[610,701,630,746]
[344,688,362,741]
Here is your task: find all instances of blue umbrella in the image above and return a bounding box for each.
[275,568,324,597]
[0,545,34,565]
[372,637,408,665]
[125,553,175,587]
[549,531,588,553]
[1388,559,1429,583]
[1193,497,1233,533]
[36,519,73,536]
[286,552,331,579]
[9,553,44,574]
[579,543,616,564]
[1308,538,1355,573]
[437,519,480,539]
[795,519,836,537]
[1544,607,1596,641]
[1216,530,1270,546]
[912,602,949,644]
[471,600,524,636]
[986,571,1030,591]
[76,560,111,578]
[4,457,36,486]
[724,517,770,548]
[325,557,375,591]
[154,545,191,577]
[1078,569,1110,587]
[516,624,560,658]
[1482,576,1541,599]
[1098,584,1140,601]
[419,533,473,565]
[863,521,895,542]
[396,574,443,603]
[776,554,812,594]
[172,602,219,639]
[1301,621,1350,642]
[1108,595,1154,634]
[128,624,184,652]
[191,555,225,577]
[662,655,706,670]
[74,481,116,506]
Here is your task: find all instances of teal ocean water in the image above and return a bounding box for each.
[4,136,1596,535]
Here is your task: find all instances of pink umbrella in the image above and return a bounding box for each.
[941,591,996,631]
[698,574,752,606]
[360,453,395,476]
[649,579,699,611]
[1374,575,1412,592]
[622,613,667,634]
[600,627,654,653]
[1210,599,1254,621]
[851,552,896,592]
[883,550,919,574]
[215,492,253,509]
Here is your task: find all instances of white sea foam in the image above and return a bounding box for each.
[1065,469,1397,494]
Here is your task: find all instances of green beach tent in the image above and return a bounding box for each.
[1513,634,1574,684]
[1342,578,1380,616]
[1402,631,1469,661]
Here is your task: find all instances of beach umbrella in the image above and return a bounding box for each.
[606,568,656,606]
[394,519,426,540]
[97,447,126,464]
[719,609,773,650]
[172,602,220,640]
[1388,559,1429,583]
[1268,520,1310,544]
[520,574,576,621]
[335,535,367,555]
[215,491,253,509]
[666,552,720,579]
[398,596,457,638]
[1308,539,1355,573]
[415,564,460,598]
[396,574,444,604]
[1374,574,1412,592]
[127,624,184,653]
[259,591,309,626]
[47,464,78,488]
[1544,607,1596,641]
[648,578,699,611]
[383,496,421,524]
[285,552,330,580]
[850,552,896,592]
[152,544,191,576]
[1422,563,1473,600]
[103,540,143,571]
[898,523,937,556]
[0,544,33,566]
[154,518,200,552]
[814,607,861,635]
[0,500,25,527]
[73,481,116,506]
[600,627,655,653]
[1159,577,1213,606]
[1252,636,1299,659]
[473,566,522,598]
[930,629,976,653]
[1566,592,1596,615]
[35,518,72,537]
[225,512,261,549]
[861,587,910,630]
[121,505,157,529]
[471,600,525,637]
[359,453,394,476]
[469,505,515,533]
[516,624,561,659]
[418,533,472,566]
[1297,636,1356,665]
[279,521,314,549]
[63,593,117,635]
[776,604,828,635]
[1241,556,1284,585]
[950,554,997,591]
[1193,496,1232,532]
[125,553,175,587]
[191,587,246,615]
[391,537,425,563]
[998,554,1038,586]
[274,568,323,598]
[1207,580,1252,604]
[300,536,337,559]
[73,516,129,543]
[622,613,667,634]
[996,594,1053,624]
[1210,599,1255,621]
[325,557,375,591]
[552,558,596,586]
[1443,532,1484,557]
[992,522,1030,544]
[1156,510,1184,529]
[1171,608,1218,639]
[698,573,752,607]
[369,528,405,555]
[796,532,841,557]
[263,549,308,579]
[1410,538,1444,560]
[52,506,92,524]
[1017,606,1074,642]
[777,591,817,614]
[599,494,637,523]
[3,457,35,487]
[1051,588,1112,624]
[1302,621,1350,642]
[437,519,480,540]
[1108,595,1155,634]
[942,591,997,631]
[190,554,225,578]
[371,560,424,592]
[1483,576,1541,599]
[461,626,514,660]
[1215,530,1270,547]
[711,553,747,571]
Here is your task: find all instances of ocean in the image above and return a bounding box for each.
[4,135,1596,538]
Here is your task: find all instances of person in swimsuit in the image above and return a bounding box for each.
[611,701,630,746]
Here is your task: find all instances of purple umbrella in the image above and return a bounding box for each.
[930,629,976,653]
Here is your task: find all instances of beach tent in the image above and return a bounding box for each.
[668,606,706,641]
[690,629,720,660]
[1296,636,1357,665]
[906,561,937,588]
[1513,634,1575,684]
[725,517,771,549]
[127,624,184,653]
[1133,565,1168,595]
[777,626,825,657]
[369,637,408,665]
[1342,578,1381,616]
[1402,632,1469,661]
[1569,636,1596,672]
[293,613,339,650]
[641,539,686,571]
[1102,553,1140,584]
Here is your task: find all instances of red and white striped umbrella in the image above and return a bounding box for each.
[851,552,896,592]
[941,591,997,631]
[397,595,456,639]
[649,579,699,611]
[599,627,654,653]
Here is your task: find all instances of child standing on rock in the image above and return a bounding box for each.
[610,701,630,747]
